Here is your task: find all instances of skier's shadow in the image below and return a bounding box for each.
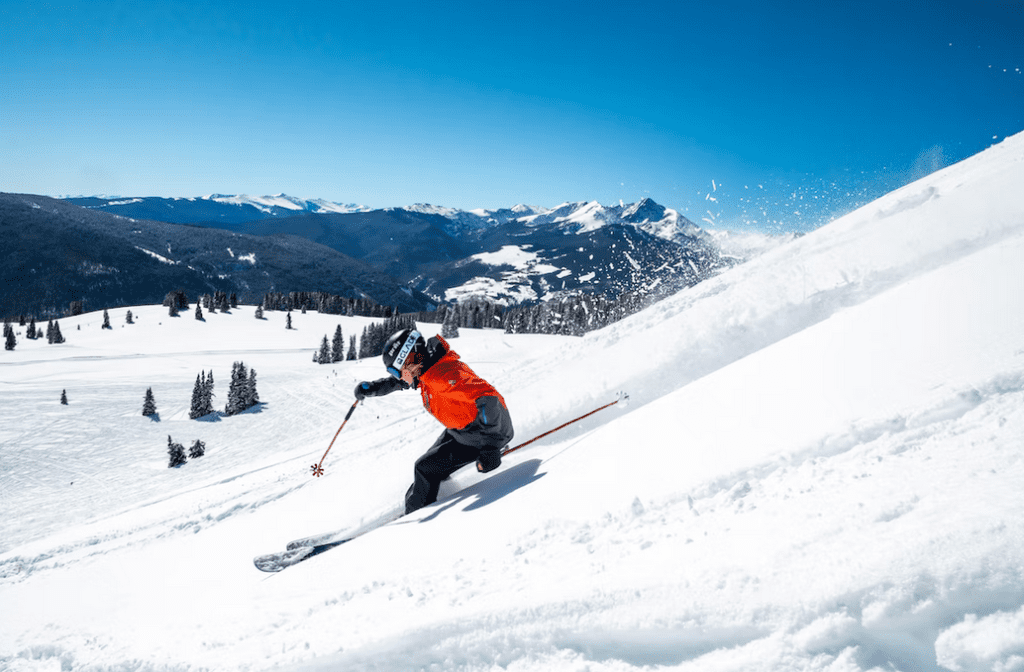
[418,459,545,523]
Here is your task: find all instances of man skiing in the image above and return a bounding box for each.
[355,328,514,514]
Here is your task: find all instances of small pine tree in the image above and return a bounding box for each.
[224,361,258,414]
[331,325,344,362]
[286,312,293,330]
[225,362,244,415]
[167,435,187,468]
[50,321,64,344]
[255,305,264,319]
[245,368,259,408]
[126,310,134,324]
[102,309,111,329]
[347,334,357,360]
[189,439,205,459]
[195,303,204,321]
[169,303,179,317]
[143,387,157,416]
[202,371,215,416]
[442,306,460,339]
[60,389,68,404]
[27,317,37,339]
[189,373,204,419]
[4,326,15,351]
[317,335,331,364]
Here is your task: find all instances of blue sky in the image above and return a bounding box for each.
[2,1,1021,231]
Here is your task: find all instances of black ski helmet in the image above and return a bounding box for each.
[382,328,425,378]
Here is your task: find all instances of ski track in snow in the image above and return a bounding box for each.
[2,132,1024,671]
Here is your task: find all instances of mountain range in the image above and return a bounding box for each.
[61,195,726,304]
[2,193,727,318]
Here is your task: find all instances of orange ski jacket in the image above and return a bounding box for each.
[416,336,507,430]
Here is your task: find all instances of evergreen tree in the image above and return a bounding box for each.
[167,436,187,468]
[202,371,215,416]
[347,334,357,360]
[189,373,204,419]
[50,320,64,344]
[60,389,68,405]
[4,325,14,351]
[195,303,204,321]
[331,325,344,362]
[358,325,374,359]
[27,317,37,339]
[143,387,157,416]
[169,303,179,317]
[229,293,238,309]
[316,335,331,364]
[189,439,206,459]
[163,290,189,310]
[225,362,245,415]
[102,309,111,329]
[245,368,259,408]
[442,306,460,339]
[126,310,133,325]
[286,312,293,330]
[255,305,264,319]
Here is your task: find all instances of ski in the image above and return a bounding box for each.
[254,539,352,572]
[254,507,404,572]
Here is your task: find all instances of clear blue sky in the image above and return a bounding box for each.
[2,1,1021,231]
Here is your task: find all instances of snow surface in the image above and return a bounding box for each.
[3,132,1024,671]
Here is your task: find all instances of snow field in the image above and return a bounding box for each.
[2,132,1024,671]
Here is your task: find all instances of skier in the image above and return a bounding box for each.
[354,328,514,514]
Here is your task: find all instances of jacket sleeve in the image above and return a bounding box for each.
[355,377,408,400]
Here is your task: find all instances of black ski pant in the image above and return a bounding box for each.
[404,396,514,515]
[404,432,480,514]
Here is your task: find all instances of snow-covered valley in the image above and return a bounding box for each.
[2,132,1024,671]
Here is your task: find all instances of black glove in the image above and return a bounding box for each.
[354,377,406,401]
[476,448,501,473]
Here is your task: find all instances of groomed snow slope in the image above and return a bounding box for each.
[2,132,1024,671]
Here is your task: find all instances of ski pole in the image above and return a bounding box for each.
[311,399,360,477]
[501,392,629,458]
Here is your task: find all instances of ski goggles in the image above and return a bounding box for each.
[386,330,422,379]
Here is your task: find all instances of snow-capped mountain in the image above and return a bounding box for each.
[59,195,723,306]
[405,198,704,247]
[65,194,371,225]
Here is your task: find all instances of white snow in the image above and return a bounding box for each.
[202,194,370,215]
[555,200,607,232]
[445,246,563,304]
[133,246,177,265]
[469,245,542,268]
[2,131,1024,671]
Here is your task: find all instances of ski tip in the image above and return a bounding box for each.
[253,545,316,572]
